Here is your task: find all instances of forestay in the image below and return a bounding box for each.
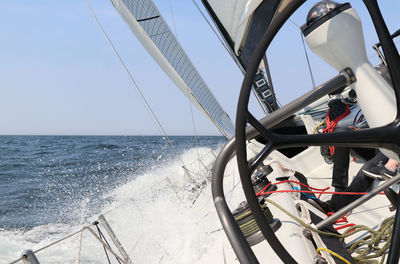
[110,0,235,138]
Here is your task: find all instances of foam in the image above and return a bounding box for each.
[1,147,226,263]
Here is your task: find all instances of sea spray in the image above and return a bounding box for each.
[0,136,228,263]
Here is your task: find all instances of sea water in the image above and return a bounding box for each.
[0,135,227,263]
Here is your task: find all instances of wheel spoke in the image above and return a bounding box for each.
[248,143,273,173]
[247,112,275,140]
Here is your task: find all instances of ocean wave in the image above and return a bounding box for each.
[0,135,227,263]
[0,145,223,263]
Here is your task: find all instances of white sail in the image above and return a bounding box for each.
[110,0,235,138]
[201,0,281,113]
[203,0,263,54]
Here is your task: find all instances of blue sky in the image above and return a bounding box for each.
[0,1,398,135]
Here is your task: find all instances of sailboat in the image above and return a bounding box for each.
[208,1,400,263]
[5,0,400,263]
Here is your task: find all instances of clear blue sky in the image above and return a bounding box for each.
[0,1,398,135]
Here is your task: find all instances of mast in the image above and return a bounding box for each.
[110,0,234,138]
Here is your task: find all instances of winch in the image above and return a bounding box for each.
[251,165,277,194]
[233,166,280,246]
[233,197,281,246]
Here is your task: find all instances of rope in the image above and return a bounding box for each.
[317,247,351,264]
[335,223,356,231]
[24,227,87,257]
[259,189,385,197]
[264,198,395,263]
[234,203,274,237]
[346,218,394,263]
[83,0,187,169]
[264,198,343,238]
[256,179,383,197]
[313,119,326,134]
[322,102,350,155]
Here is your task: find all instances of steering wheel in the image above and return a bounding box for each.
[233,1,400,263]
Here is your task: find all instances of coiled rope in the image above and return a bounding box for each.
[264,198,394,264]
[346,217,394,264]
[234,203,274,237]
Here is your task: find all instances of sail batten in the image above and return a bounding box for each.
[110,0,234,138]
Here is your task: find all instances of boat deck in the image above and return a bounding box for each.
[219,141,396,263]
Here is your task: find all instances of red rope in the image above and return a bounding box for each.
[256,179,385,197]
[335,223,356,231]
[255,180,368,228]
[327,211,351,225]
[256,182,272,196]
[323,103,350,133]
[275,180,330,191]
[258,189,385,196]
[322,103,350,155]
[256,180,329,196]
[255,179,371,229]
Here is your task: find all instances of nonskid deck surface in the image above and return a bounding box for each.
[221,142,395,263]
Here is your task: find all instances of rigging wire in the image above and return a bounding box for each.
[168,0,178,39]
[288,18,316,88]
[94,222,120,264]
[8,223,127,264]
[83,0,189,171]
[191,0,236,63]
[166,0,201,164]
[289,20,400,89]
[85,227,126,263]
[300,31,317,88]
[100,148,218,219]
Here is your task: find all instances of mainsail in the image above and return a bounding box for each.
[110,0,235,138]
[201,0,263,55]
[202,0,281,113]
